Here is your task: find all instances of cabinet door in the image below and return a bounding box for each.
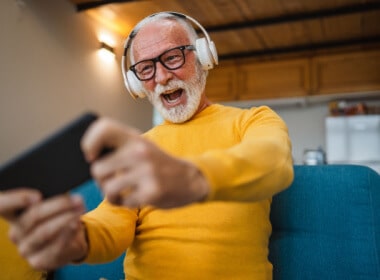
[237,58,310,100]
[205,61,237,102]
[311,50,380,95]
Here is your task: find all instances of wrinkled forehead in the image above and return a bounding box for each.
[130,19,193,63]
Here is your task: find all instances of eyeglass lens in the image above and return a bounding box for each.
[132,46,189,81]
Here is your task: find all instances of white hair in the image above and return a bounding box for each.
[129,12,199,64]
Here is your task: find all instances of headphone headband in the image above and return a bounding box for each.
[121,11,218,99]
[122,12,213,56]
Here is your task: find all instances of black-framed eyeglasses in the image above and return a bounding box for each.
[130,45,195,81]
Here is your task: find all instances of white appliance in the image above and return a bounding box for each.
[325,115,380,174]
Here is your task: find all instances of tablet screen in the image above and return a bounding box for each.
[0,112,99,198]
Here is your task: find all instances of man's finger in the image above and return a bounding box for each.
[17,210,82,258]
[81,118,140,162]
[25,220,83,271]
[0,189,42,221]
[12,195,84,240]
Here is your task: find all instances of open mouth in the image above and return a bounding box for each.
[161,89,183,105]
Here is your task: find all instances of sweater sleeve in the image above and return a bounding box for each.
[81,199,138,264]
[188,106,294,202]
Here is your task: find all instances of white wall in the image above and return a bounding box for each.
[0,0,152,163]
[275,103,329,164]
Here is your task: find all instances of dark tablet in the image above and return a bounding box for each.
[0,112,99,198]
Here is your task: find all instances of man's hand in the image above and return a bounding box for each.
[0,188,41,220]
[81,117,209,209]
[0,189,88,271]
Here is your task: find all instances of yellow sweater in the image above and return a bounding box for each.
[82,104,294,279]
[0,218,45,280]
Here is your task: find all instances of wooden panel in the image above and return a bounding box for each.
[205,61,238,102]
[362,10,380,35]
[237,58,310,100]
[311,49,380,95]
[321,14,364,41]
[67,0,380,61]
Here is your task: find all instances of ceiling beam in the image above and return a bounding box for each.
[74,1,380,29]
[75,0,138,12]
[218,35,380,60]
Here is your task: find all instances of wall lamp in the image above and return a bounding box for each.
[99,41,115,61]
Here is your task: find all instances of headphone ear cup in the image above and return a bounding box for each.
[195,38,215,70]
[126,70,146,98]
[208,41,219,66]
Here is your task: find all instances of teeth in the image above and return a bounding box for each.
[163,90,176,95]
[162,89,181,103]
[167,97,178,103]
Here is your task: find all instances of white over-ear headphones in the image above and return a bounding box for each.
[121,11,218,99]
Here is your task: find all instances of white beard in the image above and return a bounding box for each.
[144,66,207,123]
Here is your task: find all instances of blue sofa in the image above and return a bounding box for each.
[54,165,380,280]
[269,165,380,280]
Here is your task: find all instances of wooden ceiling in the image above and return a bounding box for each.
[68,0,380,60]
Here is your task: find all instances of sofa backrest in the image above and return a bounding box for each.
[269,165,380,280]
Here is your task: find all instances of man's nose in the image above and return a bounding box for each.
[154,61,173,85]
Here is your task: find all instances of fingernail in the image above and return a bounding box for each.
[71,195,83,206]
[28,193,42,204]
[71,195,86,213]
[85,152,95,162]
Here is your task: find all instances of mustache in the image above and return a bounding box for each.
[154,80,186,95]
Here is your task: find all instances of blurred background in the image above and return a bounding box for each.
[0,0,379,170]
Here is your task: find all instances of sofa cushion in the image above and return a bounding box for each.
[269,165,380,280]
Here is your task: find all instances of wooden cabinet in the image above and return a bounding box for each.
[311,50,380,96]
[205,49,380,102]
[204,60,237,102]
[237,58,310,100]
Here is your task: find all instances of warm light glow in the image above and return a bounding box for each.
[97,31,117,62]
[98,33,115,47]
[98,47,115,62]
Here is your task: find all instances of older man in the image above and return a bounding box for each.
[0,12,293,279]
